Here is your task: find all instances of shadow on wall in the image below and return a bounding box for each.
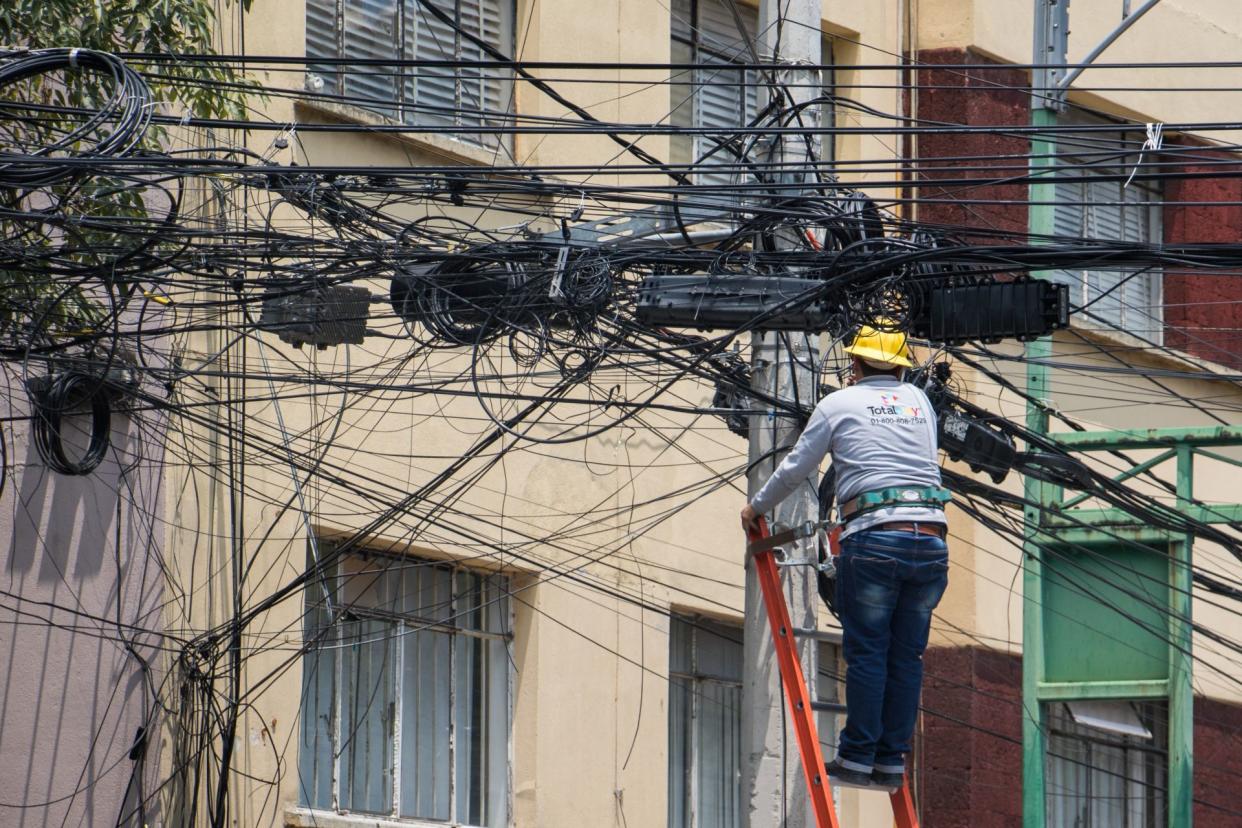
[0,397,167,828]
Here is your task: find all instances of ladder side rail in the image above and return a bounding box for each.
[891,777,919,828]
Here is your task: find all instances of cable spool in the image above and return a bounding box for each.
[0,48,153,188]
[30,372,112,475]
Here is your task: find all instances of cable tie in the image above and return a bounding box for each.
[1124,122,1163,188]
[180,110,192,127]
[68,48,80,69]
[569,191,586,222]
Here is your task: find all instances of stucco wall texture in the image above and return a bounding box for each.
[0,389,166,828]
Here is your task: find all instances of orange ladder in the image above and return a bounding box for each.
[746,516,920,828]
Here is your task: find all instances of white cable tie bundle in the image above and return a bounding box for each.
[68,47,80,69]
[1124,122,1164,188]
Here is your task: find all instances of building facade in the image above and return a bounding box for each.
[3,2,1242,828]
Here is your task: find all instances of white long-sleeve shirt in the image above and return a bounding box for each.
[751,375,945,538]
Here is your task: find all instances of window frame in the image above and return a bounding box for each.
[667,614,744,828]
[1044,700,1168,828]
[666,616,842,828]
[305,0,516,154]
[299,548,514,827]
[670,0,835,184]
[1053,112,1164,342]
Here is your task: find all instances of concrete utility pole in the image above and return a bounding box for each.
[743,2,822,826]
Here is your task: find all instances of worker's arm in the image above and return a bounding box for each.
[743,402,834,528]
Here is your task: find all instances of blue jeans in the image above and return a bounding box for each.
[834,528,949,774]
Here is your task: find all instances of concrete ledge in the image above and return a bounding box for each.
[285,806,465,828]
[293,97,508,167]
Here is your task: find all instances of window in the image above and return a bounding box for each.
[1045,701,1168,827]
[1053,114,1163,340]
[668,615,743,828]
[299,551,511,827]
[306,0,514,150]
[670,0,834,190]
[667,618,841,828]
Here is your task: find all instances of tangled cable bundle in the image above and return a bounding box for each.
[30,370,112,475]
[0,47,153,188]
[390,244,619,347]
[2,27,1242,828]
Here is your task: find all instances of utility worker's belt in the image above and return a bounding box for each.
[839,486,951,522]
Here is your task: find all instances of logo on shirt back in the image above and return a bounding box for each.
[866,392,923,419]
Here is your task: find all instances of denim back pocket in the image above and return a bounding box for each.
[839,549,901,612]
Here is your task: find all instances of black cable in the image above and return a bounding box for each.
[30,371,112,475]
[0,48,152,187]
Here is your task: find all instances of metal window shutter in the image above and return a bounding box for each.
[409,0,510,147]
[695,0,755,180]
[1085,177,1125,327]
[412,0,462,127]
[677,0,759,189]
[697,0,756,60]
[1055,116,1165,333]
[343,0,400,119]
[696,0,758,131]
[1086,178,1124,241]
[695,58,747,190]
[455,0,510,147]
[458,0,487,138]
[477,0,510,126]
[1051,177,1084,293]
[413,0,459,126]
[1122,179,1161,336]
[697,58,747,131]
[1052,177,1084,238]
[306,0,341,94]
[1122,179,1153,243]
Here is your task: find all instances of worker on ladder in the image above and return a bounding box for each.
[740,322,949,792]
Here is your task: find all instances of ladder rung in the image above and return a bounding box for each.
[811,699,847,714]
[793,627,843,644]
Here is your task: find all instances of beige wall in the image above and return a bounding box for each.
[198,2,903,826]
[161,2,1242,827]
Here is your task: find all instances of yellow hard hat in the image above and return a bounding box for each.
[843,321,914,368]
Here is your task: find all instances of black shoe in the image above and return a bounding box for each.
[871,769,904,792]
[825,758,874,789]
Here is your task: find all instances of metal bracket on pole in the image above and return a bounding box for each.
[746,520,837,573]
[1033,0,1070,111]
[1054,0,1165,100]
[746,520,825,557]
[1036,0,1166,110]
